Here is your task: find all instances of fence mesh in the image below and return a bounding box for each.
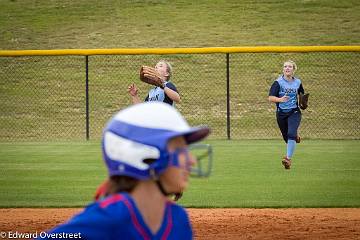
[0,56,85,140]
[0,52,359,141]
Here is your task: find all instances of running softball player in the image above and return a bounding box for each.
[268,60,306,169]
[38,102,210,239]
[128,60,180,106]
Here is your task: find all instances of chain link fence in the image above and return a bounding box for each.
[0,50,359,141]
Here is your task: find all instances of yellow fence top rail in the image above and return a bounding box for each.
[1,46,360,56]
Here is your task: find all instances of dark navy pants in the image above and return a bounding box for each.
[276,108,301,143]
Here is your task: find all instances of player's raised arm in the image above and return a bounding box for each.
[127,83,141,104]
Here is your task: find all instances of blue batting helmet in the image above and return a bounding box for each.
[102,102,210,180]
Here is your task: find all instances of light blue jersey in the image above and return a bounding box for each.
[148,87,166,102]
[145,81,178,106]
[276,76,302,110]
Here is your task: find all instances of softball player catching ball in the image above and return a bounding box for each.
[39,102,210,239]
[268,60,307,170]
[126,59,183,201]
[128,60,180,106]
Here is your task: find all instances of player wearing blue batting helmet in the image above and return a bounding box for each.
[102,101,209,179]
[39,102,211,240]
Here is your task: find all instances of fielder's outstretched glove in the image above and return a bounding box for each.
[140,66,166,88]
[299,93,310,110]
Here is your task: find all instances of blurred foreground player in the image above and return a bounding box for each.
[38,102,211,240]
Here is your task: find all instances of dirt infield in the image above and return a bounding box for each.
[0,208,359,239]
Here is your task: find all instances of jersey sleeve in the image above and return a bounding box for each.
[37,203,120,240]
[168,204,193,240]
[298,83,305,94]
[269,81,280,97]
[163,82,178,105]
[165,82,178,92]
[177,209,193,240]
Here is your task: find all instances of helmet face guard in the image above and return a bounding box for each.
[189,144,213,177]
[167,145,213,177]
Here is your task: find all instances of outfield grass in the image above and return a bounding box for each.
[0,1,359,208]
[0,140,359,208]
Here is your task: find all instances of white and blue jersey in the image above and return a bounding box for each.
[145,81,178,106]
[38,193,192,240]
[269,75,304,112]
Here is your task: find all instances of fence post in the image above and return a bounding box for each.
[85,56,90,140]
[226,53,231,140]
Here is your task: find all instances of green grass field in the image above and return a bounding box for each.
[0,1,359,209]
[0,140,359,208]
